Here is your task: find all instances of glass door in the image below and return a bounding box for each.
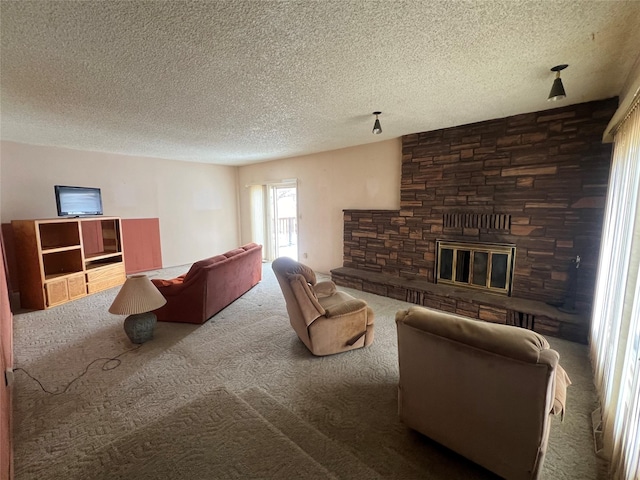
[271,185,298,261]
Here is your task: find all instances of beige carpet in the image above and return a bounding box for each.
[12,263,607,479]
[45,387,335,480]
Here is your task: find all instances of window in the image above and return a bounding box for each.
[590,97,640,480]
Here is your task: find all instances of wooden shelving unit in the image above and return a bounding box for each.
[11,217,126,310]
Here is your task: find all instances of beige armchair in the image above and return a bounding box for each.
[272,257,374,356]
[396,306,570,480]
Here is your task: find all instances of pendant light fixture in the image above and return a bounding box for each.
[548,64,568,101]
[372,111,382,134]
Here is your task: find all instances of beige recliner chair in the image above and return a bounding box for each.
[396,306,570,480]
[272,257,374,356]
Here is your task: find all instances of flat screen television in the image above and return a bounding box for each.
[54,185,103,217]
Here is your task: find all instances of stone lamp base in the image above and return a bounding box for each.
[124,312,157,344]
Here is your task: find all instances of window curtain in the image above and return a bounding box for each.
[590,98,640,480]
[249,185,267,258]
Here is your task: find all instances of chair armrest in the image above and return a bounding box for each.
[551,365,572,419]
[289,274,325,326]
[308,303,372,354]
[324,299,368,318]
[312,281,337,298]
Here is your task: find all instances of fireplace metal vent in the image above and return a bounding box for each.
[443,213,511,232]
[508,310,535,330]
[436,240,515,295]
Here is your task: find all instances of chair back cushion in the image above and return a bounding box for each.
[397,306,550,363]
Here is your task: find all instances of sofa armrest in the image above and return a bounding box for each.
[312,281,337,298]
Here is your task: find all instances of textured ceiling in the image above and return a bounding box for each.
[1,1,640,166]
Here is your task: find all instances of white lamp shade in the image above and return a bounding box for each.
[109,275,167,315]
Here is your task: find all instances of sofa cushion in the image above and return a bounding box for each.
[224,248,246,258]
[183,255,227,282]
[152,275,185,287]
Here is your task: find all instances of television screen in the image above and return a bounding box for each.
[54,185,103,217]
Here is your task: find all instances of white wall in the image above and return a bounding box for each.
[1,138,403,272]
[605,51,640,140]
[0,141,239,268]
[238,139,402,273]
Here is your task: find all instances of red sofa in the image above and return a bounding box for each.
[151,243,262,324]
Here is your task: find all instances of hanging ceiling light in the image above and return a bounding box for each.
[548,64,569,101]
[372,111,382,134]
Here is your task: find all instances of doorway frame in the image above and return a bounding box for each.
[264,180,298,262]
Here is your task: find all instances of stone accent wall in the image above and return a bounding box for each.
[343,98,617,314]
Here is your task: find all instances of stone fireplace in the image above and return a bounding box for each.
[331,98,618,343]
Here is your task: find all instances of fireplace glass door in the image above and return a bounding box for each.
[436,241,515,295]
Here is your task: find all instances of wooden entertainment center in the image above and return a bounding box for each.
[11,217,126,309]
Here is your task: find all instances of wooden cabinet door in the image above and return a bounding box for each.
[45,278,69,307]
[121,218,162,274]
[86,264,126,294]
[67,274,87,300]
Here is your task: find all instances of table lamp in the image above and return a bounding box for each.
[109,274,167,344]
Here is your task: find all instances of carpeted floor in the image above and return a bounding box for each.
[11,263,607,479]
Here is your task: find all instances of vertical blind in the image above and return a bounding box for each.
[590,98,640,480]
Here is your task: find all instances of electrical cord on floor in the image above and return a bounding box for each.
[13,344,143,395]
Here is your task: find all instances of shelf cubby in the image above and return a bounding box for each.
[85,253,124,269]
[38,221,81,250]
[42,249,84,279]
